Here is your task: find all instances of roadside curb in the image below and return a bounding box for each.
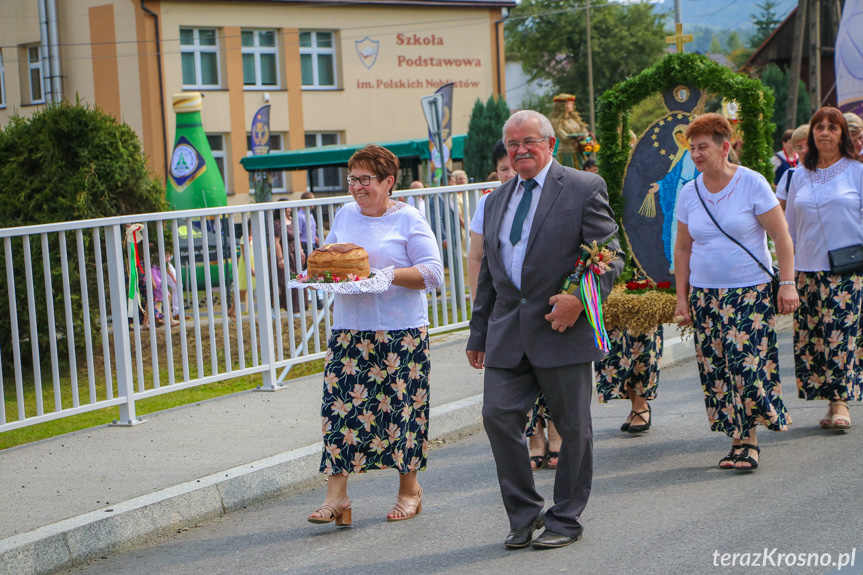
[0,395,483,575]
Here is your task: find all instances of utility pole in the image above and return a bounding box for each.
[586,0,595,132]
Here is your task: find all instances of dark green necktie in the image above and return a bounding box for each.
[509,178,538,246]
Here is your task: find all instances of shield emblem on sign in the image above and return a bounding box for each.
[355,37,380,70]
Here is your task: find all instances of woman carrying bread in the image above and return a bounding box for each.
[307,145,443,527]
[674,113,798,471]
[785,107,863,430]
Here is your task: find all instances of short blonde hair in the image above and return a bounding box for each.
[845,113,863,137]
[791,124,809,146]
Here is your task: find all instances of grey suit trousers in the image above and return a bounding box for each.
[482,357,593,538]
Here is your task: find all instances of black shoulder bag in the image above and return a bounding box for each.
[694,180,780,308]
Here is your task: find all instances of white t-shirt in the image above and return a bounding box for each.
[470,192,490,235]
[324,202,443,331]
[775,168,795,201]
[676,166,779,289]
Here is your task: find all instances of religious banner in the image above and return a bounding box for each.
[250,105,271,155]
[166,92,227,210]
[836,0,863,115]
[623,85,704,284]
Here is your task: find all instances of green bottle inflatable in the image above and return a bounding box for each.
[166,92,227,210]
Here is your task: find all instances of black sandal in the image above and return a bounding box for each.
[529,455,545,471]
[620,413,634,432]
[719,445,741,469]
[627,404,651,433]
[546,451,559,470]
[735,443,760,471]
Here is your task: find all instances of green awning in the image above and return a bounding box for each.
[241,134,466,172]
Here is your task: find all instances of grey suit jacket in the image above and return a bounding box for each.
[467,160,624,369]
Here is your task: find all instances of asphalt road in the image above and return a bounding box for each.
[65,330,863,575]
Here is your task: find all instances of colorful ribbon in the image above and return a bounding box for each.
[580,268,610,353]
[125,223,145,317]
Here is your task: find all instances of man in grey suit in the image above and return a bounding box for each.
[466,110,622,549]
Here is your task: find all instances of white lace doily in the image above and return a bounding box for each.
[289,266,395,294]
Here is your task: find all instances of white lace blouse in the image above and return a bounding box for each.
[324,201,444,331]
[785,158,863,272]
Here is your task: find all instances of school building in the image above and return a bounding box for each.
[0,0,512,205]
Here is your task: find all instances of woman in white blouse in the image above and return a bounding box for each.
[674,113,798,471]
[307,145,443,527]
[785,107,863,430]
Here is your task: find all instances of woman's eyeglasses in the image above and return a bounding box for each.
[346,175,381,186]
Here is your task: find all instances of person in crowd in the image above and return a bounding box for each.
[487,170,498,182]
[775,124,810,210]
[674,113,798,471]
[583,158,599,174]
[467,110,623,549]
[772,129,799,186]
[845,112,863,155]
[274,209,304,318]
[296,191,320,250]
[307,145,443,527]
[468,140,515,295]
[595,321,663,434]
[396,181,427,217]
[785,107,863,430]
[228,232,254,321]
[150,252,179,327]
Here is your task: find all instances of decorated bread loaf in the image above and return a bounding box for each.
[307,243,371,279]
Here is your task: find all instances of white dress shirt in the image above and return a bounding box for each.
[498,159,554,289]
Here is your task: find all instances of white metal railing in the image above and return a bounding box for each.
[0,182,494,433]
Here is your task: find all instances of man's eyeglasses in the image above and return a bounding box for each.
[346,175,381,186]
[505,137,550,151]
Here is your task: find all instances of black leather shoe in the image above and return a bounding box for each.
[531,529,581,549]
[504,511,544,549]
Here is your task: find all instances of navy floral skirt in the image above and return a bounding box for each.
[690,284,790,438]
[596,325,663,403]
[319,327,430,476]
[794,271,863,402]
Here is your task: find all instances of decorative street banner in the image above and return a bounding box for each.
[428,82,453,186]
[622,84,704,284]
[165,92,227,210]
[836,0,863,115]
[250,105,271,155]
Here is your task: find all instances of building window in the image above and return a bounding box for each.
[305,133,343,191]
[242,30,278,88]
[299,31,336,89]
[180,28,221,89]
[27,45,45,104]
[0,50,6,108]
[247,133,287,194]
[206,134,230,194]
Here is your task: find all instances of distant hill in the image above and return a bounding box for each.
[653,0,796,31]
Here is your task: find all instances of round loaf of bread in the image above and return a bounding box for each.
[307,243,371,280]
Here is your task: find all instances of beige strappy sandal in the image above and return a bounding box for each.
[308,500,352,527]
[387,488,423,522]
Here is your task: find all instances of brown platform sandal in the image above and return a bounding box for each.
[308,501,352,527]
[387,488,423,522]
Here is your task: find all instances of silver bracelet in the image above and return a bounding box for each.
[778,280,795,286]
